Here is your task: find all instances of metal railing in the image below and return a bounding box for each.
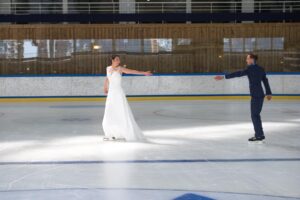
[0,1,299,15]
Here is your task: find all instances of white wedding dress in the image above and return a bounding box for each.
[102,66,145,142]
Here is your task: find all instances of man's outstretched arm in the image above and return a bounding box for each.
[225,69,248,79]
[215,69,248,80]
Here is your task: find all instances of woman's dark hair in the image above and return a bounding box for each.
[111,55,120,60]
[248,53,258,61]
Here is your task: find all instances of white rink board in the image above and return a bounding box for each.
[0,74,299,97]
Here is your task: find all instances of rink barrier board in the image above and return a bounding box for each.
[0,73,299,101]
[0,95,299,103]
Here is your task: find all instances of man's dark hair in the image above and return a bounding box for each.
[248,53,258,61]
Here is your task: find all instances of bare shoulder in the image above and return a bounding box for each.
[119,66,126,72]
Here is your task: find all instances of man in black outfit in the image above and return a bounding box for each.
[215,54,272,143]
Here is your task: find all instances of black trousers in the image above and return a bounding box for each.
[250,97,265,138]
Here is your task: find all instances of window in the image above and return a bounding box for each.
[115,39,141,53]
[256,38,271,50]
[144,39,172,53]
[23,40,38,58]
[224,37,284,52]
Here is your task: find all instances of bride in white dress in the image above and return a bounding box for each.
[102,55,152,142]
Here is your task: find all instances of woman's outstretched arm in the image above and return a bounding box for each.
[104,77,109,94]
[121,67,152,76]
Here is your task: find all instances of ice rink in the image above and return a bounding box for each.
[0,99,299,200]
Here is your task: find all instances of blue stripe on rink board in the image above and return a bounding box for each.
[0,72,300,77]
[0,94,300,98]
[0,158,299,165]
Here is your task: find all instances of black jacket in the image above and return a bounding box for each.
[225,64,272,98]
